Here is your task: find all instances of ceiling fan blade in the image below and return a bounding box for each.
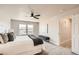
[33,16,39,19]
[35,14,40,16]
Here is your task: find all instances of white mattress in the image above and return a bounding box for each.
[0,36,42,55]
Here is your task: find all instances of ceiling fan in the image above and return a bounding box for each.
[30,11,40,19]
[26,5,40,19]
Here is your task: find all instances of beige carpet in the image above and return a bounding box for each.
[41,42,75,55]
[60,40,71,48]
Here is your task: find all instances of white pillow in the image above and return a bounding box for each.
[3,33,9,43]
[0,35,4,44]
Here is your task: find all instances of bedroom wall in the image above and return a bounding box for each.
[0,5,40,33]
[0,5,20,32]
[39,16,59,45]
[72,14,79,54]
[39,18,49,36]
[48,17,59,45]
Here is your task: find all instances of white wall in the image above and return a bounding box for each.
[48,17,59,45]
[0,5,20,32]
[39,18,48,36]
[72,14,79,54]
[0,5,40,33]
[39,16,59,45]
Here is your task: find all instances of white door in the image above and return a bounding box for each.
[72,15,79,54]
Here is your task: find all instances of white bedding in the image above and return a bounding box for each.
[0,36,42,55]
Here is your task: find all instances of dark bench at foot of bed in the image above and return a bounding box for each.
[28,35,43,46]
[38,35,50,42]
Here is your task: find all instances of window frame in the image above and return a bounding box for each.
[18,24,34,35]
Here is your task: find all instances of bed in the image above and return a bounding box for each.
[0,35,44,55]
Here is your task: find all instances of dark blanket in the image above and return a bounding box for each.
[28,35,43,46]
[38,35,50,42]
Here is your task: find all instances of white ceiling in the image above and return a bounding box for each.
[29,4,79,16]
[0,4,79,17]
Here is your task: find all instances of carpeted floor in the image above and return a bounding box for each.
[38,42,75,55]
[60,40,71,48]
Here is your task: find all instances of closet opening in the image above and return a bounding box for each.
[59,17,72,48]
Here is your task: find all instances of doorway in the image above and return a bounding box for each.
[59,17,72,48]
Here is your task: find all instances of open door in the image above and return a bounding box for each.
[59,17,72,48]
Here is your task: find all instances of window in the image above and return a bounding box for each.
[18,24,33,35]
[28,24,33,34]
[19,24,26,35]
[11,20,39,36]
